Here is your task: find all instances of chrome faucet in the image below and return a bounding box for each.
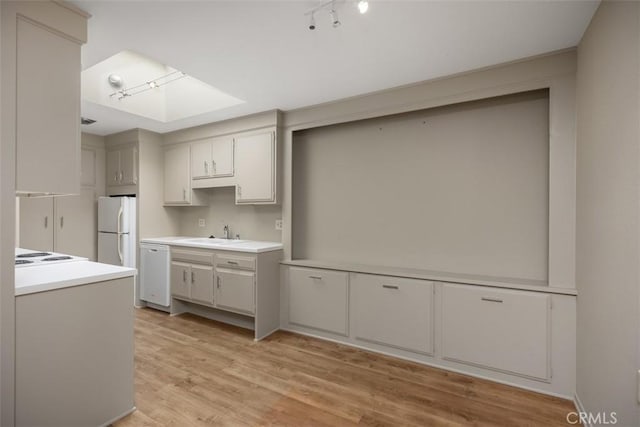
[223,224,230,239]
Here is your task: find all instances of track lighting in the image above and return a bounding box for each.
[305,0,367,31]
[109,70,186,100]
[330,9,340,27]
[309,12,316,30]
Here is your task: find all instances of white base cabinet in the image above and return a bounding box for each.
[351,273,434,355]
[282,263,576,398]
[288,267,348,335]
[441,284,551,381]
[169,247,282,340]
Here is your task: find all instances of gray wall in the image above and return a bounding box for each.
[576,1,640,425]
[177,186,282,242]
[293,91,549,282]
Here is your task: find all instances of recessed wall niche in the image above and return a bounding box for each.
[292,89,549,283]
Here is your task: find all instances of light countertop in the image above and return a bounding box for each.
[141,237,284,253]
[281,259,578,296]
[16,261,136,296]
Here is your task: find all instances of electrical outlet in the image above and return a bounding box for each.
[275,219,283,230]
[198,218,206,227]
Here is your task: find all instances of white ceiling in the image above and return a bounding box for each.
[73,0,600,136]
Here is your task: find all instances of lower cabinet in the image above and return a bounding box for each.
[288,267,349,335]
[216,268,255,315]
[351,273,434,355]
[170,251,214,305]
[441,283,551,381]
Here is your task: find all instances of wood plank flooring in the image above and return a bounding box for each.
[114,308,577,426]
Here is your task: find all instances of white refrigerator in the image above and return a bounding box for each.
[98,196,136,268]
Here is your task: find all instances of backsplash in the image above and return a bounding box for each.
[177,186,282,242]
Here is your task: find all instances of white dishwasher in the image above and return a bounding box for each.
[139,243,170,310]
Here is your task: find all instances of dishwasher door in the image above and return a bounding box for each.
[139,243,170,307]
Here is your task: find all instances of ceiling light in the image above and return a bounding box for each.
[309,12,316,30]
[358,0,369,14]
[108,74,123,89]
[330,9,340,27]
[109,70,186,101]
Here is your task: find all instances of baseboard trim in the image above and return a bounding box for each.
[573,393,592,427]
[100,406,136,427]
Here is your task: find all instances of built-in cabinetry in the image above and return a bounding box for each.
[163,127,279,205]
[288,267,348,335]
[168,246,282,340]
[352,273,434,355]
[281,262,576,398]
[235,131,276,204]
[107,145,137,188]
[191,137,234,179]
[163,144,207,206]
[19,143,99,259]
[441,284,550,380]
[11,5,88,196]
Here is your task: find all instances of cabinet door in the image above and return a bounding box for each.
[170,261,190,299]
[119,146,137,185]
[16,18,81,195]
[216,268,255,315]
[190,264,214,304]
[54,188,97,259]
[18,197,54,252]
[106,150,121,186]
[164,145,191,204]
[288,267,348,335]
[210,137,234,177]
[235,132,275,203]
[190,141,211,179]
[441,284,550,380]
[352,274,434,354]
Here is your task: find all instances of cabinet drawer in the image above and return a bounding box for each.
[288,267,348,336]
[216,254,255,271]
[352,274,434,355]
[171,249,213,265]
[442,284,551,381]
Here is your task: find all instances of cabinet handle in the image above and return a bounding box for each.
[183,270,187,283]
[217,276,221,289]
[183,188,187,201]
[308,275,322,280]
[60,216,64,229]
[114,172,118,182]
[227,261,238,265]
[481,297,503,303]
[44,216,48,229]
[212,160,216,174]
[204,160,208,175]
[118,171,123,182]
[237,185,242,197]
[191,271,195,284]
[382,285,399,290]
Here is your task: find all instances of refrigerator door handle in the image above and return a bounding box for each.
[116,205,124,234]
[117,233,124,266]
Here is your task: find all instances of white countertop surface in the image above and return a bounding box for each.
[140,236,284,253]
[15,261,137,296]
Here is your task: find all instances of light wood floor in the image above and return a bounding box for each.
[114,308,577,426]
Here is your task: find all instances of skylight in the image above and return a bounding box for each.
[81,50,244,123]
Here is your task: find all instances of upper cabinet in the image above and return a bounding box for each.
[7,2,88,195]
[235,131,277,204]
[191,137,234,180]
[107,145,137,187]
[164,144,206,206]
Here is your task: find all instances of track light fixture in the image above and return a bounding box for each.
[305,0,367,31]
[108,70,186,101]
